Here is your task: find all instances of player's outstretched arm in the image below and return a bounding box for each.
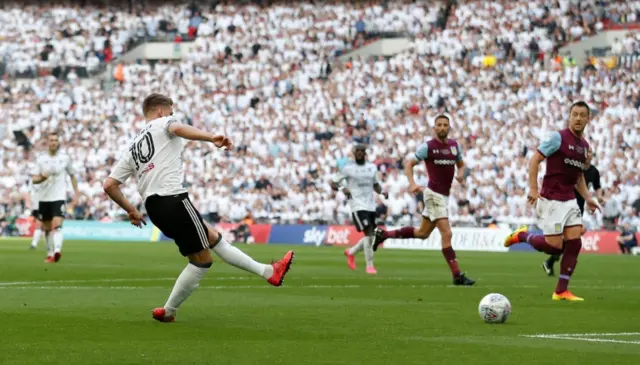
[103,177,146,228]
[574,174,591,201]
[32,157,49,184]
[455,159,466,186]
[527,152,545,204]
[70,175,80,205]
[330,174,351,198]
[32,174,48,184]
[404,157,421,194]
[373,183,388,199]
[167,123,231,148]
[330,181,340,191]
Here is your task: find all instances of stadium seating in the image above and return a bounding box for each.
[0,0,639,236]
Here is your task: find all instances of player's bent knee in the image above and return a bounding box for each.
[545,236,564,249]
[414,229,429,239]
[188,249,213,266]
[563,225,583,241]
[203,221,221,247]
[208,231,222,248]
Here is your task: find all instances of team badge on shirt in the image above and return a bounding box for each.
[450,146,457,155]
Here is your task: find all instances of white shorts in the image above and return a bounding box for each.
[536,198,583,236]
[421,187,449,221]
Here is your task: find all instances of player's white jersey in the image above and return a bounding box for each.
[332,161,379,213]
[34,151,75,202]
[109,116,187,201]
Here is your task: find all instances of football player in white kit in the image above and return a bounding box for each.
[103,93,294,322]
[31,132,79,263]
[331,144,387,274]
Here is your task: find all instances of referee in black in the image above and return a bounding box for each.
[542,147,602,276]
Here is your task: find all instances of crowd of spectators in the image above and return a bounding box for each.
[0,0,447,78]
[1,0,639,237]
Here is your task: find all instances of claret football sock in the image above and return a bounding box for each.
[555,239,582,294]
[384,226,415,240]
[442,246,461,278]
[519,233,563,255]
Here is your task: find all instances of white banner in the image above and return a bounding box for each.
[383,227,511,252]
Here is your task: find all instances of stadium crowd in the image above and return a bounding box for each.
[1,0,640,237]
[0,0,446,77]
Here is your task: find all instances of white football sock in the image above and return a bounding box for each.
[348,237,367,256]
[362,236,374,268]
[53,228,64,253]
[212,238,272,279]
[164,263,209,316]
[31,229,43,248]
[46,232,54,257]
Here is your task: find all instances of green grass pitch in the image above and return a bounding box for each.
[1,239,638,365]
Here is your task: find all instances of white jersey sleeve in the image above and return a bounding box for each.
[109,152,135,184]
[108,116,188,201]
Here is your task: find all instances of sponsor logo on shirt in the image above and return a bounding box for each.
[140,163,155,175]
[433,159,457,166]
[563,158,585,170]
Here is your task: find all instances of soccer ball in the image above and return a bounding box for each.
[478,293,511,324]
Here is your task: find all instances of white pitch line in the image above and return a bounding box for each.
[526,332,640,337]
[521,334,640,345]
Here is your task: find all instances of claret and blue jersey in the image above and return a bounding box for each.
[537,129,590,202]
[414,138,463,197]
